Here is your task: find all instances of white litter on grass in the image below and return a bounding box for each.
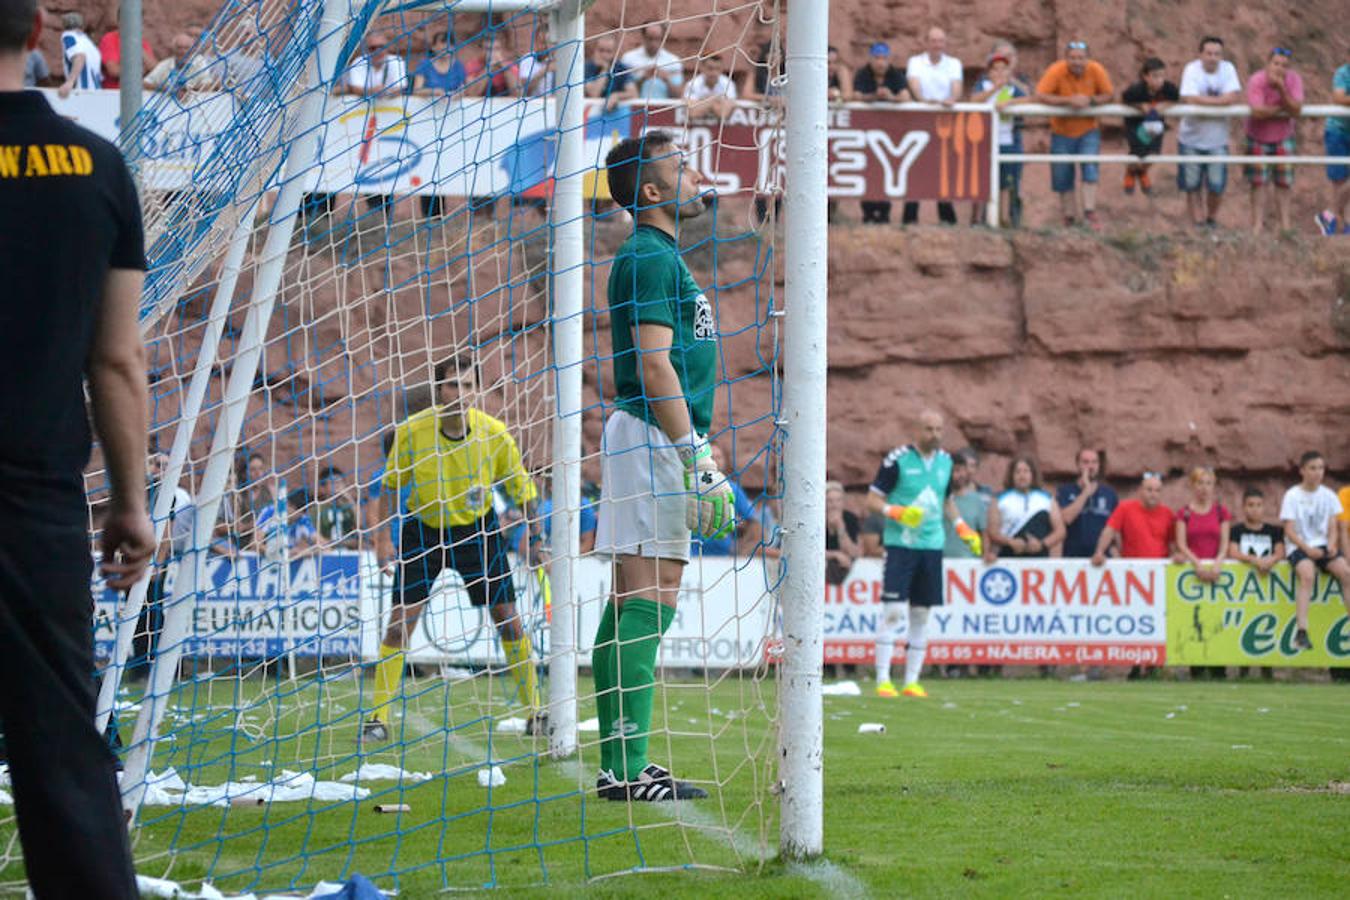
[1066,702,1081,708]
[1165,712,1176,719]
[856,723,885,734]
[495,717,527,734]
[821,680,862,696]
[941,702,958,710]
[578,717,599,732]
[1257,707,1271,714]
[1012,699,1023,705]
[136,874,382,899]
[139,767,370,807]
[477,766,506,787]
[1176,705,1189,711]
[339,764,431,784]
[1232,744,1253,750]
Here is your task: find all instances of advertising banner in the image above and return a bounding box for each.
[643,104,994,202]
[361,555,776,670]
[43,90,990,202]
[41,90,625,196]
[825,558,1166,667]
[93,552,365,659]
[1165,563,1350,667]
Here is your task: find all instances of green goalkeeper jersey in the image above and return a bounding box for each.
[607,225,717,435]
[870,445,953,551]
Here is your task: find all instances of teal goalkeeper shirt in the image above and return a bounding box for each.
[870,446,952,550]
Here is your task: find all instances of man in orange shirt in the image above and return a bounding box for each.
[1036,41,1114,228]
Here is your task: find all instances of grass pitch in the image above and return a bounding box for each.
[3,675,1348,898]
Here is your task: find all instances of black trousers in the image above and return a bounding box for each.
[860,200,892,223]
[0,476,137,898]
[902,201,957,225]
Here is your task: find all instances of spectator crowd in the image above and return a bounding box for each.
[26,15,1349,236]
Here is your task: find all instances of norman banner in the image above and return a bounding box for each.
[1165,563,1350,667]
[825,558,1166,667]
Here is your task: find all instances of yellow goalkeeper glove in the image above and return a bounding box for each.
[884,504,924,529]
[677,435,736,540]
[955,519,982,556]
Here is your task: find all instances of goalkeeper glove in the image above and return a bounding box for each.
[676,434,736,540]
[954,518,982,556]
[883,504,924,529]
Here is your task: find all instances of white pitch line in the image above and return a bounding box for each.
[394,707,871,898]
[788,858,871,899]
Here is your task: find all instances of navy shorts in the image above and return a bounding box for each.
[1288,547,1344,574]
[882,546,944,608]
[392,515,516,608]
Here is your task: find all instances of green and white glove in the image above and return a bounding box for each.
[676,434,736,540]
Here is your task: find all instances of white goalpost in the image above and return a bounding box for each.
[23,0,831,891]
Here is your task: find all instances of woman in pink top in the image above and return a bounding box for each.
[1176,466,1232,584]
[1244,47,1304,232]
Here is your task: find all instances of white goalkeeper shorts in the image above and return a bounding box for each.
[595,409,690,562]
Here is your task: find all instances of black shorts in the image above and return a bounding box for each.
[392,516,516,608]
[882,546,944,608]
[1288,548,1344,573]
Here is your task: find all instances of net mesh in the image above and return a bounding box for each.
[0,0,787,893]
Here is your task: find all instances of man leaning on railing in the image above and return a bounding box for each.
[1036,40,1114,230]
[1177,36,1243,229]
[1243,47,1303,233]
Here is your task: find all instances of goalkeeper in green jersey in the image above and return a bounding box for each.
[592,131,731,801]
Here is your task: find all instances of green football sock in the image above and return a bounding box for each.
[615,598,676,781]
[592,600,619,774]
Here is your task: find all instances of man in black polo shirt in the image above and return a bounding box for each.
[853,41,909,224]
[0,2,152,896]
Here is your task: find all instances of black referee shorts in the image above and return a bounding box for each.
[392,515,517,608]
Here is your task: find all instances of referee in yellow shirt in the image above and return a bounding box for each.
[364,354,544,743]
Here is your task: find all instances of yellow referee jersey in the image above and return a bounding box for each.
[383,406,538,529]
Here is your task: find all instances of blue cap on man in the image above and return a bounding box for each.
[870,42,890,57]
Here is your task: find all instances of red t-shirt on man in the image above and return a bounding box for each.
[1106,499,1174,558]
[98,31,153,88]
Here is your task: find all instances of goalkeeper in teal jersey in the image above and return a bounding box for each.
[592,131,731,802]
[866,410,982,699]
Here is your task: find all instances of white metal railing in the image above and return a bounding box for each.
[828,101,1346,225]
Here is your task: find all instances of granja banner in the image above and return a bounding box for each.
[1166,563,1349,667]
[43,90,992,202]
[826,559,1165,667]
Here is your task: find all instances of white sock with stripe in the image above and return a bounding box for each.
[904,606,930,686]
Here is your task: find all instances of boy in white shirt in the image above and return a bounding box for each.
[683,55,736,118]
[1280,450,1350,651]
[340,33,407,223]
[58,12,101,97]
